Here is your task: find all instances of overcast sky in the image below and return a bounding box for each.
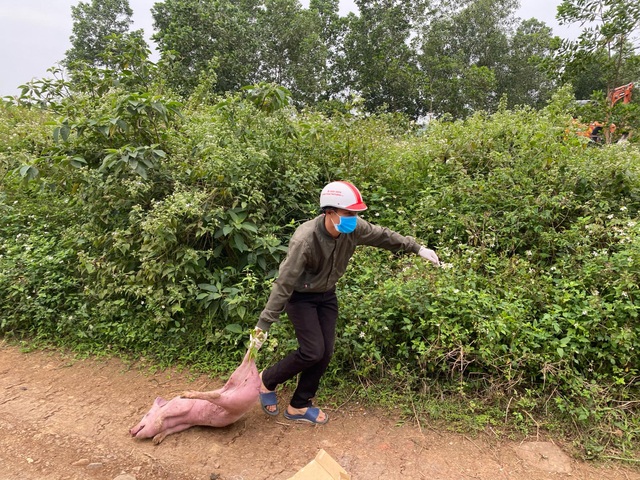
[0,0,579,97]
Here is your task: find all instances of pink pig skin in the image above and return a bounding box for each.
[130,350,261,444]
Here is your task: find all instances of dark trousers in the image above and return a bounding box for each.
[261,289,338,408]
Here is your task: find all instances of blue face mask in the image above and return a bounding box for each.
[334,214,358,234]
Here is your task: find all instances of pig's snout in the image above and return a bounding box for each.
[130,396,167,438]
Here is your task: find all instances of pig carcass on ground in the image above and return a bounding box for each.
[129,349,261,444]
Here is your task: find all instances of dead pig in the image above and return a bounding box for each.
[129,350,261,444]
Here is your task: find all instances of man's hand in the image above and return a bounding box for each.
[418,246,440,266]
[249,327,268,351]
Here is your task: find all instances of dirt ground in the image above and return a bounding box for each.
[1,342,638,480]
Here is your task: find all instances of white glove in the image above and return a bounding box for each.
[249,327,268,351]
[418,246,440,266]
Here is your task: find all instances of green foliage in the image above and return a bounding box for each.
[151,0,345,105]
[151,0,263,96]
[65,0,143,70]
[242,83,292,114]
[504,19,556,108]
[416,0,556,119]
[148,0,556,119]
[0,183,88,339]
[344,0,428,117]
[554,0,640,99]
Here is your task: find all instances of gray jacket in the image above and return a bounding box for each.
[256,215,421,331]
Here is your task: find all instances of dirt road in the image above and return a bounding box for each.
[0,342,638,480]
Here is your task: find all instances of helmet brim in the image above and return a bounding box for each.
[345,202,368,211]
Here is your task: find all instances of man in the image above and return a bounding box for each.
[250,181,440,424]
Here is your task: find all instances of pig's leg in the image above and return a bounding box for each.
[152,423,193,445]
[181,390,221,403]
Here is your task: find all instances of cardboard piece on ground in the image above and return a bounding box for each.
[288,449,351,480]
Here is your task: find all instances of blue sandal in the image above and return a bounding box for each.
[259,391,279,416]
[284,407,329,425]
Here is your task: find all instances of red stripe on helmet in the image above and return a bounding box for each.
[337,181,367,211]
[337,181,362,202]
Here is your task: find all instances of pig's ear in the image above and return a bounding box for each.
[154,397,168,407]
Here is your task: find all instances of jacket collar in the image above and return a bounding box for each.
[317,214,337,239]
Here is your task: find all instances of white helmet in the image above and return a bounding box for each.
[320,181,368,211]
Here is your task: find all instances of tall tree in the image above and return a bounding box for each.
[559,48,610,100]
[556,0,640,93]
[300,0,348,103]
[417,0,519,118]
[254,0,336,104]
[152,0,339,103]
[152,0,262,96]
[502,19,556,108]
[344,0,429,118]
[65,0,143,69]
